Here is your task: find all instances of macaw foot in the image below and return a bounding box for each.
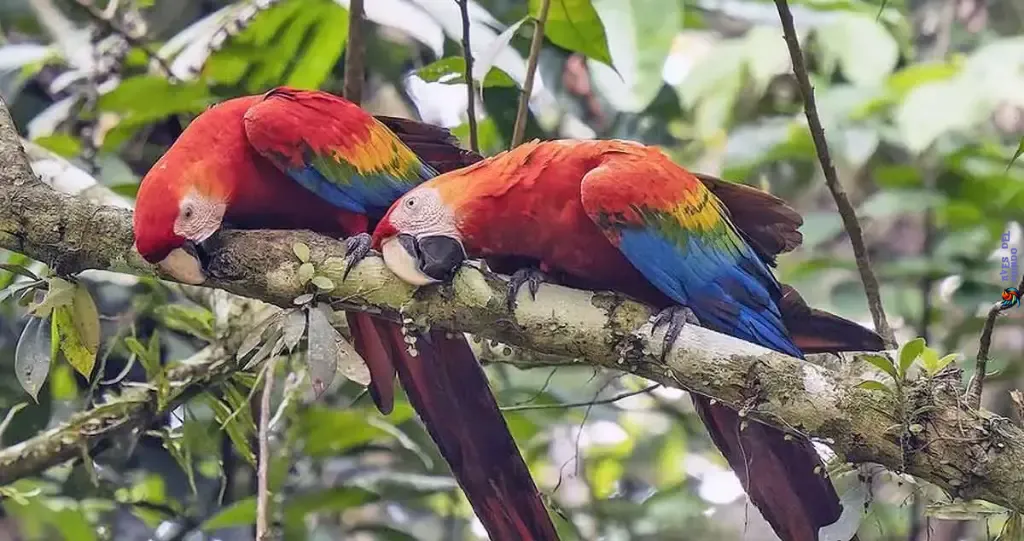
[506,267,553,312]
[651,306,700,362]
[343,233,373,281]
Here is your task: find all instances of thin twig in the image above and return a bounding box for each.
[72,0,176,80]
[256,357,279,541]
[771,0,896,348]
[342,0,366,105]
[511,0,551,148]
[455,0,479,153]
[966,274,1024,408]
[501,383,660,412]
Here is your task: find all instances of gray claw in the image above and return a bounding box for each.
[651,306,700,361]
[506,268,548,312]
[343,233,372,281]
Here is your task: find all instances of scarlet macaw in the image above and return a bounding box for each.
[132,88,559,541]
[370,139,885,541]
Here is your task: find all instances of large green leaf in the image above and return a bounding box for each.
[417,57,516,88]
[285,3,349,89]
[816,13,899,87]
[533,0,613,67]
[98,76,212,125]
[586,0,681,113]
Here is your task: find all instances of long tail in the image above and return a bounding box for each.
[780,284,887,354]
[691,289,883,541]
[348,312,559,541]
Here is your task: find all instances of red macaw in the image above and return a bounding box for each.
[370,139,886,541]
[132,88,559,541]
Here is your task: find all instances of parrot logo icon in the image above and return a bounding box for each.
[1001,287,1021,309]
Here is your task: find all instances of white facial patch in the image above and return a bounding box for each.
[381,237,438,286]
[157,247,207,285]
[173,191,226,243]
[389,187,460,239]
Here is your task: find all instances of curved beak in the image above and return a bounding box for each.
[154,240,208,285]
[381,233,466,286]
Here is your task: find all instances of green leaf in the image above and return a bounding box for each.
[0,262,39,282]
[417,57,516,88]
[861,353,898,381]
[297,263,315,285]
[53,304,96,378]
[27,277,75,318]
[816,13,898,87]
[15,317,52,401]
[125,333,162,379]
[535,0,613,67]
[201,497,256,530]
[70,285,101,359]
[306,305,339,398]
[237,311,283,362]
[997,512,1022,541]
[285,3,348,89]
[1009,137,1024,171]
[32,134,81,158]
[281,309,307,352]
[586,0,680,113]
[899,337,926,377]
[154,304,215,341]
[919,346,939,374]
[895,78,988,154]
[98,76,212,126]
[292,242,310,263]
[856,380,892,393]
[934,353,959,374]
[283,487,378,527]
[311,276,335,292]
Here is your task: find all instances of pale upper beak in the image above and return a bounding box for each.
[381,233,465,286]
[151,242,207,285]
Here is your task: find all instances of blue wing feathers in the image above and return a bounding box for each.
[285,160,438,216]
[618,228,803,359]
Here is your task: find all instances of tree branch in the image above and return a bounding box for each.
[342,0,366,105]
[771,0,897,348]
[511,0,551,149]
[3,101,1024,514]
[455,0,479,153]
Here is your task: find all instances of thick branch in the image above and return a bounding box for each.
[2,101,1024,513]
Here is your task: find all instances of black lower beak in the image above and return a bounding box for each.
[399,234,465,282]
[182,240,211,271]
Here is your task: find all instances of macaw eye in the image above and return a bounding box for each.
[182,205,194,220]
[405,198,416,208]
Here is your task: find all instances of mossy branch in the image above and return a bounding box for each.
[2,101,1024,514]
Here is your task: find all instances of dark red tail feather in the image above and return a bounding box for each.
[691,286,882,541]
[351,317,559,541]
[693,398,843,541]
[346,311,397,414]
[780,285,887,354]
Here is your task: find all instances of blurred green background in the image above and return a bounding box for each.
[1,0,1024,539]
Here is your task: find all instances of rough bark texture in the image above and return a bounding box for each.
[2,101,1024,514]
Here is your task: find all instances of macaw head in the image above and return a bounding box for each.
[372,182,468,286]
[133,96,258,284]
